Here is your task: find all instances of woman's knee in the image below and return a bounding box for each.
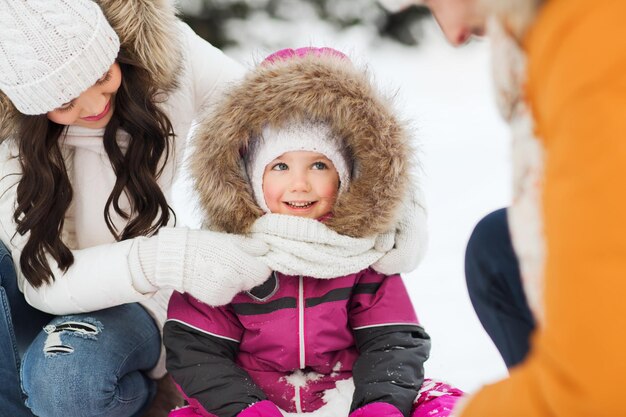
[465,208,513,295]
[21,306,160,416]
[22,355,152,417]
[0,239,16,288]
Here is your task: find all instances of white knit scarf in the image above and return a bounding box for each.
[250,214,389,279]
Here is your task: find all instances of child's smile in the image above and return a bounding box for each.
[283,200,317,212]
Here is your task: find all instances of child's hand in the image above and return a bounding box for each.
[237,400,283,417]
[372,186,428,275]
[413,379,464,417]
[350,402,403,417]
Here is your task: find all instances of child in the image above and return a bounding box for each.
[164,48,462,417]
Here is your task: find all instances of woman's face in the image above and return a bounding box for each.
[46,62,122,128]
[422,0,487,45]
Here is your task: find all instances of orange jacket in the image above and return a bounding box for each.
[461,0,626,415]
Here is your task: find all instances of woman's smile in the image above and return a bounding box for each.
[81,99,111,122]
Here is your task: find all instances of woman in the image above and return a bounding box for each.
[418,0,626,415]
[0,0,272,415]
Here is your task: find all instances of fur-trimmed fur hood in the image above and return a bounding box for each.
[190,51,413,238]
[0,0,181,141]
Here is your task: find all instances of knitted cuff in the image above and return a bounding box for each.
[152,227,190,291]
[128,239,159,293]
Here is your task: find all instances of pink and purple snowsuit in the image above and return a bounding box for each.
[165,46,463,417]
[164,268,448,417]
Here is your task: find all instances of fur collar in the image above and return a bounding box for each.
[480,0,544,40]
[190,53,413,238]
[0,0,181,141]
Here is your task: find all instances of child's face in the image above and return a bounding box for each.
[262,151,340,219]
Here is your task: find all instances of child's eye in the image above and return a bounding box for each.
[95,70,112,86]
[312,161,328,170]
[271,162,288,171]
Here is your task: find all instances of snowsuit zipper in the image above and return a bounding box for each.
[296,275,305,413]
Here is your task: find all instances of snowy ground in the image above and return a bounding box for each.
[174,11,512,393]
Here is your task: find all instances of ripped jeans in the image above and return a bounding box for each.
[0,241,161,417]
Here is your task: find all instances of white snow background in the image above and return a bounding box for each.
[173,2,511,396]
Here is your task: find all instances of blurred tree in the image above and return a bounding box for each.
[178,0,430,48]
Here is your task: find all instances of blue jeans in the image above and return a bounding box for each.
[0,241,161,417]
[465,209,536,368]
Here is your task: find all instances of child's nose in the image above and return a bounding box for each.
[290,173,311,192]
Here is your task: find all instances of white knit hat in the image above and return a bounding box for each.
[0,0,120,115]
[245,120,352,213]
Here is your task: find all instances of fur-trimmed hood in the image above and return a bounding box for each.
[480,0,544,40]
[190,51,413,238]
[0,0,181,141]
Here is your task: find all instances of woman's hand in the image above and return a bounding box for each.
[181,231,272,306]
[372,186,428,275]
[135,228,272,306]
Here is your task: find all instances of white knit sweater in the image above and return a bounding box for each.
[0,22,244,376]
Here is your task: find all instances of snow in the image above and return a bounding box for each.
[173,8,511,399]
[281,377,355,417]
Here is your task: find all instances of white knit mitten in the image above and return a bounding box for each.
[372,186,428,275]
[136,228,271,306]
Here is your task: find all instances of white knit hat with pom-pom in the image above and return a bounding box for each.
[0,0,120,115]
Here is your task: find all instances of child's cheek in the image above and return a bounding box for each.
[317,177,340,201]
[262,177,284,214]
[319,184,338,201]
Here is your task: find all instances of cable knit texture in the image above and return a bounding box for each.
[0,0,120,114]
[250,214,385,278]
[149,227,271,307]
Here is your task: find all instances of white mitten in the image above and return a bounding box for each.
[372,185,428,275]
[136,227,271,306]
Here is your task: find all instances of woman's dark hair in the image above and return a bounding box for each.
[14,49,175,287]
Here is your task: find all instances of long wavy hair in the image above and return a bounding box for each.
[14,49,176,288]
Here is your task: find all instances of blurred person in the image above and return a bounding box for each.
[411,0,626,415]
